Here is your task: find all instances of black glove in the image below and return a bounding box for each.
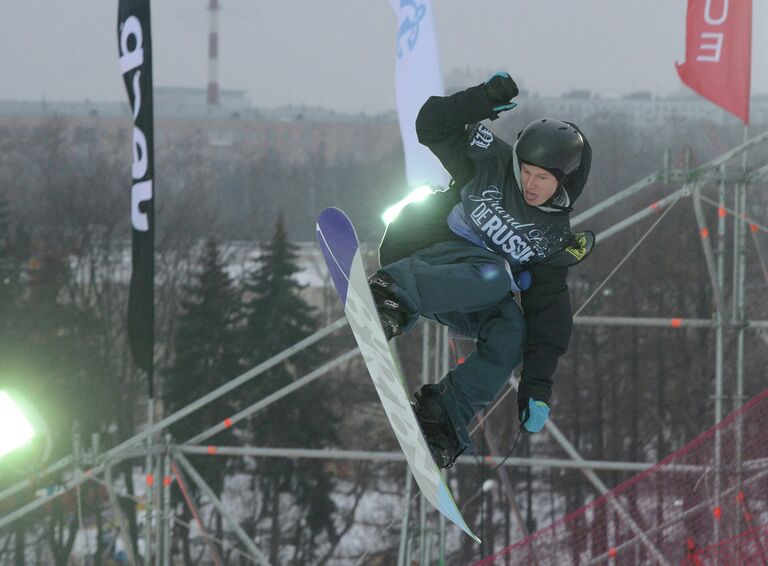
[484,72,519,105]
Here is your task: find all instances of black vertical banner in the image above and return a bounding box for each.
[118,0,155,395]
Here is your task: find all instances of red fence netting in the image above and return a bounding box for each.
[473,388,768,565]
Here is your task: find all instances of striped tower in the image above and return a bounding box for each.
[207,0,220,106]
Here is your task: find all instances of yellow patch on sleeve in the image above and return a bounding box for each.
[565,234,588,261]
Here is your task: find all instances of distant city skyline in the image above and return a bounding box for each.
[2,1,766,113]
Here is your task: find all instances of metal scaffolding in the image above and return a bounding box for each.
[1,128,767,564]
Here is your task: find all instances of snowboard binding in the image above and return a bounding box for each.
[413,386,466,469]
[368,272,409,341]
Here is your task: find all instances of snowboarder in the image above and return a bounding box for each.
[368,72,594,468]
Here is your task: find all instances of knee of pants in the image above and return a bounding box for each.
[469,263,512,305]
[476,310,526,370]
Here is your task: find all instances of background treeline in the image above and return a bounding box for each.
[0,109,766,564]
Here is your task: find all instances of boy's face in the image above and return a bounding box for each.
[521,163,559,206]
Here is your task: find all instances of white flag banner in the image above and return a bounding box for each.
[390,0,450,189]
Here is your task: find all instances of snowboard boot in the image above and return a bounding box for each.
[368,272,410,341]
[413,385,466,469]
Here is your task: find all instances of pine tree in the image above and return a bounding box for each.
[0,227,109,446]
[241,214,339,563]
[0,197,26,342]
[163,237,241,561]
[165,237,242,419]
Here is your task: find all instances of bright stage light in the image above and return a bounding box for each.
[382,185,434,224]
[0,391,37,458]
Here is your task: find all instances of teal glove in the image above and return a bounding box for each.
[484,71,519,114]
[493,102,517,113]
[519,399,550,433]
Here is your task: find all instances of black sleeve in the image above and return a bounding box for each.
[518,263,573,408]
[415,84,504,188]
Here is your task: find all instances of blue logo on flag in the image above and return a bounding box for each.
[396,0,427,59]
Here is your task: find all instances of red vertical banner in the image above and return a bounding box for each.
[676,0,752,124]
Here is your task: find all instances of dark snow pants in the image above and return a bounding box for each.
[379,239,526,450]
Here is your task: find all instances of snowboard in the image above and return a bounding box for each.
[316,207,480,543]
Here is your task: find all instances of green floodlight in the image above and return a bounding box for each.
[382,185,434,225]
[0,390,37,458]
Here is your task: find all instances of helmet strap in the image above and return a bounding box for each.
[542,184,573,212]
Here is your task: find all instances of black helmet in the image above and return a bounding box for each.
[516,119,584,179]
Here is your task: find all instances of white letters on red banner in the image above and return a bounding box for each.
[676,0,752,124]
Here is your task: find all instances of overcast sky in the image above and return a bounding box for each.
[1,1,766,113]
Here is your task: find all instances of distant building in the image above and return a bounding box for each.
[444,69,768,128]
[0,87,401,164]
[526,91,768,129]
[1,84,765,166]
[154,86,252,113]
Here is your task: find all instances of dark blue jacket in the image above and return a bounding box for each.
[379,83,593,408]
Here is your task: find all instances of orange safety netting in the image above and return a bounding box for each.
[473,388,768,565]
